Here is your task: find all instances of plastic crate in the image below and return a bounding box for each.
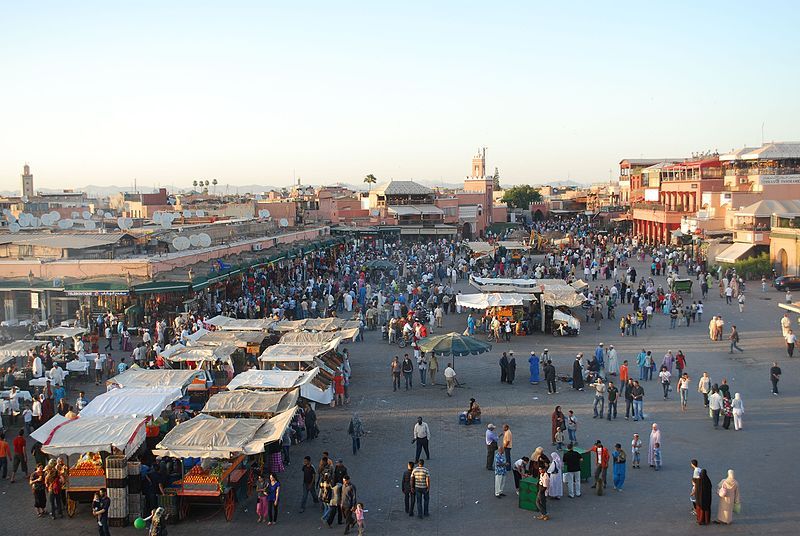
[518,476,539,512]
[106,455,126,469]
[106,478,128,489]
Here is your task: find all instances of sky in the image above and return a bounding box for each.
[1,1,799,191]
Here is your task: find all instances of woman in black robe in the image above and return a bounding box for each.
[695,469,713,525]
[499,352,509,383]
[507,354,516,384]
[572,355,585,391]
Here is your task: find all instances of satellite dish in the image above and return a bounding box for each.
[84,220,97,230]
[279,218,289,227]
[104,212,112,219]
[189,234,201,246]
[117,217,133,230]
[82,211,92,220]
[198,233,211,247]
[9,222,20,233]
[30,216,40,228]
[183,210,192,218]
[49,211,61,221]
[161,219,172,229]
[18,215,29,227]
[39,214,51,226]
[58,219,74,229]
[195,210,205,217]
[255,194,262,201]
[152,212,162,224]
[172,236,190,251]
[370,209,380,217]
[2,209,10,216]
[71,212,79,219]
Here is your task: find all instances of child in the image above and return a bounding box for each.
[554,427,565,451]
[566,411,578,445]
[653,442,662,471]
[631,433,642,469]
[355,502,365,535]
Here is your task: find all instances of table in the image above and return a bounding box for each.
[29,371,70,387]
[66,361,90,374]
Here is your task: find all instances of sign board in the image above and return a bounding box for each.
[31,292,40,309]
[758,174,800,185]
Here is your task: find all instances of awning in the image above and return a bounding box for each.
[152,408,297,458]
[0,339,46,358]
[79,387,182,417]
[456,293,531,309]
[226,368,320,390]
[133,281,191,293]
[35,327,87,339]
[497,241,530,250]
[189,329,267,347]
[279,331,357,345]
[201,390,298,416]
[715,243,755,264]
[107,367,205,390]
[779,302,800,314]
[270,318,360,332]
[259,338,340,362]
[204,315,274,331]
[34,415,148,457]
[64,280,129,296]
[161,344,237,364]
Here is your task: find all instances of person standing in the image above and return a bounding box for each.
[708,386,723,428]
[0,433,10,480]
[390,356,401,392]
[631,381,645,421]
[401,355,414,390]
[501,424,513,469]
[443,363,457,396]
[785,329,796,357]
[410,460,430,519]
[341,475,358,533]
[551,407,565,446]
[499,352,509,383]
[677,373,690,411]
[92,488,112,536]
[412,417,431,462]
[544,360,557,394]
[566,410,578,444]
[715,469,740,525]
[9,429,27,483]
[572,354,585,391]
[675,350,686,379]
[770,362,781,395]
[648,424,662,469]
[607,381,618,420]
[631,434,642,469]
[493,446,508,498]
[623,379,634,420]
[591,377,606,418]
[485,424,499,470]
[698,372,711,407]
[694,469,713,525]
[546,451,563,499]
[562,443,581,498]
[611,443,626,491]
[507,352,517,384]
[428,354,438,386]
[528,352,540,384]
[589,440,609,492]
[401,462,415,517]
[347,413,365,456]
[731,393,744,430]
[535,465,550,521]
[417,353,428,386]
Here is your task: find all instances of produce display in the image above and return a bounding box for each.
[180,463,229,493]
[70,453,104,477]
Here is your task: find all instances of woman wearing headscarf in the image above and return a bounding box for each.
[347,413,365,455]
[648,423,661,469]
[546,452,563,499]
[529,447,550,475]
[695,469,713,525]
[715,469,740,524]
[572,354,585,391]
[528,352,540,384]
[551,407,565,446]
[721,392,733,430]
[731,393,744,431]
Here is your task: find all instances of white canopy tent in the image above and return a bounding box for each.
[258,338,340,363]
[107,367,205,390]
[201,390,298,416]
[187,329,267,347]
[456,292,531,309]
[33,414,148,457]
[204,315,274,331]
[279,331,357,345]
[152,408,297,459]
[270,318,360,333]
[497,240,530,250]
[161,344,237,365]
[79,387,183,418]
[0,340,45,366]
[226,368,320,390]
[35,326,87,339]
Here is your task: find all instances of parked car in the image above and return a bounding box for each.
[774,275,800,291]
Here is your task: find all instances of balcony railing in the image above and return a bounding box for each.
[633,202,665,211]
[726,166,800,176]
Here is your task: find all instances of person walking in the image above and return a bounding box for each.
[677,373,690,410]
[428,354,438,386]
[528,351,540,384]
[535,465,550,521]
[785,329,796,357]
[631,381,645,421]
[770,362,781,395]
[9,429,27,483]
[401,461,415,517]
[501,424,513,468]
[493,446,508,498]
[412,417,431,462]
[612,443,626,491]
[485,424,498,470]
[299,457,318,513]
[544,360,557,394]
[390,356,401,392]
[347,413,365,456]
[401,355,414,390]
[341,475,358,533]
[659,366,671,400]
[562,443,581,498]
[731,393,744,430]
[729,325,744,353]
[648,423,662,469]
[410,460,430,519]
[93,488,112,536]
[698,372,711,407]
[715,469,740,525]
[694,469,713,525]
[623,379,634,420]
[499,352,509,383]
[443,363,457,396]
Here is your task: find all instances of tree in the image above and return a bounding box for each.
[363,174,378,186]
[192,180,198,189]
[501,184,542,209]
[493,167,501,190]
[212,178,218,195]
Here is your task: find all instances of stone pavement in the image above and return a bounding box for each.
[1,257,798,535]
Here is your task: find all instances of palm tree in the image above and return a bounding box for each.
[192,180,198,190]
[212,178,218,194]
[364,174,378,187]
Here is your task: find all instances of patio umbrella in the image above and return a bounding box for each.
[365,259,397,271]
[416,332,492,369]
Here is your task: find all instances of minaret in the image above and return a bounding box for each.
[471,147,486,178]
[21,164,34,199]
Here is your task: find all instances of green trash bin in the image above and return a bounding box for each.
[572,447,593,482]
[518,476,539,512]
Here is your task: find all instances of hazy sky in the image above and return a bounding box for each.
[2,1,799,191]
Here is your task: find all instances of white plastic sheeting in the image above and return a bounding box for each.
[201,390,298,415]
[259,338,340,362]
[152,408,297,459]
[79,387,182,417]
[456,293,530,309]
[107,367,205,390]
[34,415,148,457]
[226,368,320,390]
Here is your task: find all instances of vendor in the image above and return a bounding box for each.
[465,398,481,424]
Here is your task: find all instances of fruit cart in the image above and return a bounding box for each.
[65,453,107,517]
[153,409,298,523]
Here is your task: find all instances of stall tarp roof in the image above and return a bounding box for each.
[188,329,267,347]
[226,368,320,390]
[161,344,237,364]
[715,242,755,264]
[300,383,334,405]
[204,315,274,331]
[778,301,800,315]
[34,327,87,339]
[79,387,183,418]
[470,276,541,288]
[497,240,530,250]
[202,390,298,415]
[553,310,581,329]
[0,339,45,358]
[152,408,297,458]
[107,367,205,389]
[456,293,531,308]
[279,330,358,344]
[570,279,589,290]
[464,241,495,254]
[259,338,340,362]
[270,318,360,332]
[34,415,148,457]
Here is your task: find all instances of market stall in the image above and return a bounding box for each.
[270,318,360,333]
[0,339,46,370]
[204,315,274,331]
[201,389,298,418]
[34,326,87,339]
[152,408,297,521]
[107,367,209,393]
[78,387,183,418]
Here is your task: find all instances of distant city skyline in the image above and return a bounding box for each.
[1,1,798,189]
